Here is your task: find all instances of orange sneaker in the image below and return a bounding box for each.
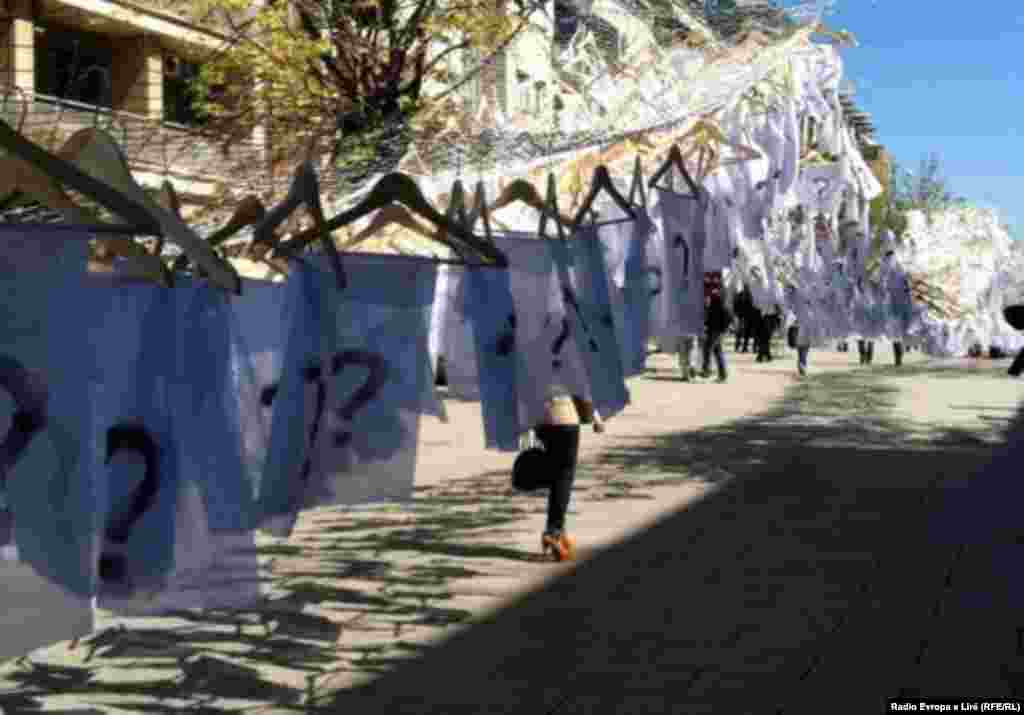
[541,531,576,562]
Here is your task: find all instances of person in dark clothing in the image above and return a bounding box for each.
[702,288,732,382]
[756,307,781,362]
[534,423,580,557]
[733,288,755,353]
[528,396,603,562]
[858,339,875,365]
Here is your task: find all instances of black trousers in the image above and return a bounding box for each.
[735,318,754,352]
[756,320,775,361]
[534,425,580,534]
[702,330,727,378]
[858,340,875,365]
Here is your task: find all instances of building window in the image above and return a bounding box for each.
[163,57,205,125]
[34,24,114,107]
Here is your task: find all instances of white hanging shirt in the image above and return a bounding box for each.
[652,187,708,338]
[497,233,592,430]
[796,164,846,215]
[0,228,94,654]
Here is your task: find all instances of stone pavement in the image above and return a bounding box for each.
[2,344,1023,713]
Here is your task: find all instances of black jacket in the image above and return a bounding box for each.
[705,295,733,335]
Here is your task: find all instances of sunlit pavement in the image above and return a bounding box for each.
[4,343,1023,713]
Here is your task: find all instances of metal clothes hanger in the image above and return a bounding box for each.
[277,172,507,268]
[572,165,636,229]
[648,145,701,198]
[250,160,346,289]
[55,127,241,293]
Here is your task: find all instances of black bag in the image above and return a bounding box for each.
[787,324,799,349]
[1004,304,1024,331]
[512,447,552,492]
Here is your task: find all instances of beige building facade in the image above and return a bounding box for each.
[0,0,258,201]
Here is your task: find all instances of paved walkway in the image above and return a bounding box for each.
[2,345,1022,713]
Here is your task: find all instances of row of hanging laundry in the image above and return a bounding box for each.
[0,41,931,656]
[0,135,763,656]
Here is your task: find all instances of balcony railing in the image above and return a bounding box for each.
[0,90,265,185]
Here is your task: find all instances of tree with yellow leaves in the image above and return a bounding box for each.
[188,0,537,192]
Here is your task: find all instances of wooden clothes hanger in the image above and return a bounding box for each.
[55,127,241,293]
[629,156,647,209]
[0,123,172,285]
[150,180,181,257]
[572,165,636,228]
[345,204,437,249]
[250,160,346,289]
[277,172,507,268]
[467,180,494,244]
[648,144,701,198]
[487,178,575,230]
[455,179,497,246]
[677,114,763,179]
[171,194,267,272]
[538,173,568,242]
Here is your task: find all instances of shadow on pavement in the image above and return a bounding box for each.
[314,367,1024,714]
[3,364,1020,713]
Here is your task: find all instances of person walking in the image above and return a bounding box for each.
[701,287,732,382]
[677,335,700,381]
[524,394,603,562]
[733,287,754,353]
[791,288,824,378]
[756,306,781,362]
[857,339,874,365]
[796,334,811,376]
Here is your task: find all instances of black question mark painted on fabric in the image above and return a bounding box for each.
[561,287,599,353]
[99,423,159,584]
[647,267,663,297]
[495,313,516,356]
[327,350,390,449]
[0,355,48,489]
[674,234,690,287]
[0,355,48,547]
[551,317,570,370]
[260,360,329,498]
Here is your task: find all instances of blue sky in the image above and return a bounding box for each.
[821,1,1023,239]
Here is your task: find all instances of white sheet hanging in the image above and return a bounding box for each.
[0,227,95,655]
[652,187,707,340]
[597,210,658,376]
[498,233,592,430]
